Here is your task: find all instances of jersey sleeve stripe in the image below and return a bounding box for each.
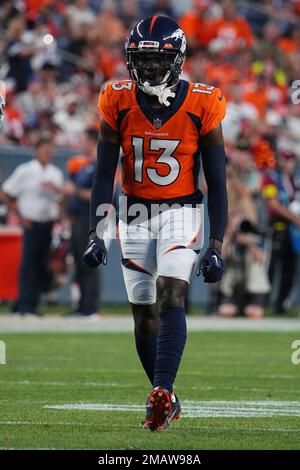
[186,112,202,134]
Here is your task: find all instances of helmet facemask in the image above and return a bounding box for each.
[126,49,183,89]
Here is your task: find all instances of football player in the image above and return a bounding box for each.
[84,16,227,431]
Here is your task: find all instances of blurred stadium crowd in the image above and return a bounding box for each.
[0,0,300,317]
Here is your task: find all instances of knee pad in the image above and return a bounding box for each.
[126,278,156,305]
[157,249,198,284]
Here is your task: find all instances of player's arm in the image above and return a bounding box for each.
[83,119,120,268]
[197,124,228,283]
[199,123,227,251]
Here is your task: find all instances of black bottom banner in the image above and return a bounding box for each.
[0,450,299,466]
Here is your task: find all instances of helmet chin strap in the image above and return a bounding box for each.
[141,82,175,107]
[139,71,175,107]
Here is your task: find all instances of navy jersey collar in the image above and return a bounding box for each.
[135,80,189,129]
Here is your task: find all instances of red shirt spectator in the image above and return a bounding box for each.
[208,0,254,54]
[179,0,214,48]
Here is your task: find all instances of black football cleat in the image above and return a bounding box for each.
[143,387,181,431]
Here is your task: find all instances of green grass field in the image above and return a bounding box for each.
[0,330,300,450]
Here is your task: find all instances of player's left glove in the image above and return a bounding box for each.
[196,248,224,283]
[83,232,107,268]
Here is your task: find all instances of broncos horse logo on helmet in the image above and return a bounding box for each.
[125,16,187,106]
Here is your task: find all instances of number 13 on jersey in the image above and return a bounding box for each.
[132,137,181,186]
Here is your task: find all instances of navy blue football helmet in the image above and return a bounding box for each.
[125,16,187,89]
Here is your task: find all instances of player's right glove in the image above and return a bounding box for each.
[83,232,107,268]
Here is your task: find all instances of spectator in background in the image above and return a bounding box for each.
[242,74,269,119]
[53,95,84,146]
[1,138,64,315]
[24,14,59,72]
[15,75,43,128]
[217,154,271,318]
[97,39,126,82]
[119,0,139,31]
[218,215,271,319]
[179,0,217,50]
[5,16,35,92]
[261,149,300,314]
[208,0,254,55]
[65,0,96,34]
[222,87,258,144]
[63,128,102,317]
[148,0,174,18]
[1,84,24,144]
[93,4,125,48]
[256,20,290,73]
[277,25,300,56]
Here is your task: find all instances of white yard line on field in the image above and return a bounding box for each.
[44,400,300,418]
[258,374,297,380]
[0,380,132,388]
[1,380,297,395]
[189,385,299,394]
[0,421,92,426]
[1,315,300,333]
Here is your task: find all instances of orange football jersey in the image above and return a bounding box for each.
[98,79,226,200]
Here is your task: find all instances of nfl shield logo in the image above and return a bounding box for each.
[153,117,162,129]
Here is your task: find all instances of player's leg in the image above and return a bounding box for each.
[143,276,187,431]
[145,206,202,430]
[131,302,159,385]
[154,276,188,393]
[119,218,158,385]
[154,206,202,391]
